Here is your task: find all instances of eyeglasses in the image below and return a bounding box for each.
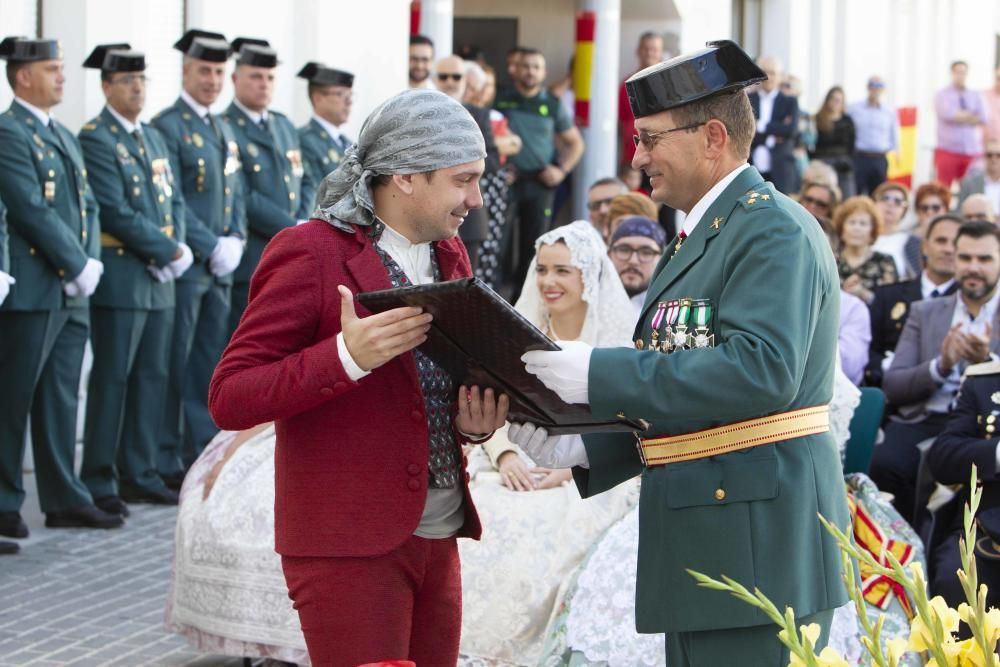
[586,197,614,211]
[632,122,706,150]
[112,74,148,86]
[436,73,462,82]
[987,152,1000,159]
[879,194,906,206]
[801,194,831,210]
[610,244,662,263]
[918,203,944,214]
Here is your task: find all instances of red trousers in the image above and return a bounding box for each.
[934,148,978,187]
[281,535,462,667]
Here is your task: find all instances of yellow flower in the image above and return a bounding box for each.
[909,596,961,651]
[785,624,849,667]
[886,637,909,663]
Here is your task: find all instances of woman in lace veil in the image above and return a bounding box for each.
[459,220,638,665]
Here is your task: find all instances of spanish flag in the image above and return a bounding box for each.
[573,11,595,128]
[887,106,917,188]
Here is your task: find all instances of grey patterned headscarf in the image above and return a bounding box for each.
[313,88,487,232]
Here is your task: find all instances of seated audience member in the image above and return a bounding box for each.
[873,221,1000,523]
[605,192,659,242]
[871,181,912,278]
[606,216,666,319]
[928,361,1000,611]
[836,195,899,304]
[586,177,629,240]
[959,193,998,223]
[866,214,960,387]
[801,159,839,190]
[957,137,1000,207]
[798,179,842,221]
[903,181,952,278]
[839,289,871,385]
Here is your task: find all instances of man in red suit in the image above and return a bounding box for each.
[209,89,508,666]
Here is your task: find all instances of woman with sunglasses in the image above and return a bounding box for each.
[871,181,912,277]
[902,181,952,277]
[836,195,899,303]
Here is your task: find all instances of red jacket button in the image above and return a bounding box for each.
[333,381,346,390]
[407,464,420,475]
[320,387,334,396]
[407,478,420,491]
[410,410,422,422]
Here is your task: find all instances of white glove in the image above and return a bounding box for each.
[147,265,174,283]
[508,423,589,468]
[522,340,593,404]
[167,243,194,279]
[209,236,244,277]
[65,258,104,298]
[0,271,15,306]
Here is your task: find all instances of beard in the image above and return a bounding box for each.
[960,273,999,302]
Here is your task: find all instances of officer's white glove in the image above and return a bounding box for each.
[65,258,104,298]
[209,236,244,277]
[0,271,15,306]
[507,423,589,469]
[167,243,194,279]
[146,265,174,283]
[522,340,593,404]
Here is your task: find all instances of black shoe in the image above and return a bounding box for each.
[45,504,124,529]
[94,495,130,518]
[0,511,28,539]
[120,485,179,506]
[161,471,186,492]
[0,540,18,555]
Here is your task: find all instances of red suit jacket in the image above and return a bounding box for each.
[209,220,482,557]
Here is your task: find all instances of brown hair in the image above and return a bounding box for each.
[914,180,951,210]
[833,196,883,245]
[608,192,658,225]
[814,86,845,134]
[669,89,755,160]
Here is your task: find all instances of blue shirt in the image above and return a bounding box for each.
[848,100,899,153]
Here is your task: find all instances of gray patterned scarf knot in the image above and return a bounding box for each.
[313,88,487,232]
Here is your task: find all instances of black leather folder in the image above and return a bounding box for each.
[358,278,643,435]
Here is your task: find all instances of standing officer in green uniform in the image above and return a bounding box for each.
[512,41,851,663]
[79,44,192,512]
[0,197,19,555]
[296,62,354,216]
[153,30,246,480]
[0,37,123,533]
[223,38,305,333]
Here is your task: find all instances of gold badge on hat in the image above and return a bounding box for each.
[191,132,204,148]
[890,302,906,321]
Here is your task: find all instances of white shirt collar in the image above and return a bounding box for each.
[311,114,343,141]
[106,105,139,134]
[921,272,954,299]
[956,287,1000,329]
[379,221,426,251]
[682,163,752,236]
[758,87,779,102]
[14,97,51,126]
[234,98,268,125]
[180,89,212,121]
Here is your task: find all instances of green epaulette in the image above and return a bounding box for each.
[738,187,776,211]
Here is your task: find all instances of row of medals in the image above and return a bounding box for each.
[637,297,714,353]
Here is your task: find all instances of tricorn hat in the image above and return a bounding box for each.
[0,36,62,62]
[231,37,278,68]
[83,43,145,72]
[296,62,353,88]
[625,40,765,118]
[173,29,229,63]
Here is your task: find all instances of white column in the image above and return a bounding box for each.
[420,0,454,55]
[572,0,620,222]
[41,0,93,131]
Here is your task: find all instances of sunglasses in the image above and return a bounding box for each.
[879,194,906,206]
[918,203,944,213]
[801,194,831,210]
[436,73,462,82]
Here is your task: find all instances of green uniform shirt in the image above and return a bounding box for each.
[495,87,571,172]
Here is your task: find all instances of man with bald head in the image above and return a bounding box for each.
[959,138,1000,216]
[433,54,466,100]
[748,55,799,193]
[960,194,998,223]
[849,76,900,195]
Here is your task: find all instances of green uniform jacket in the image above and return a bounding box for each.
[152,97,247,286]
[0,198,8,274]
[0,102,100,312]
[576,166,850,634]
[79,108,183,311]
[222,104,304,285]
[297,118,347,219]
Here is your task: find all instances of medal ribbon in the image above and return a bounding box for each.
[651,302,667,332]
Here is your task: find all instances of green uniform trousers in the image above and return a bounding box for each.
[665,608,835,666]
[228,280,248,342]
[160,278,230,475]
[0,309,92,513]
[82,306,172,497]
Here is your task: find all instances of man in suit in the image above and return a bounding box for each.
[223,38,306,334]
[209,89,507,665]
[957,138,1000,210]
[0,37,122,534]
[78,44,192,512]
[153,30,246,480]
[749,55,799,194]
[866,214,960,387]
[875,221,1000,524]
[296,62,353,220]
[512,41,850,664]
[927,360,1000,610]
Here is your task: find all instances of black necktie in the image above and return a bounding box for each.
[133,130,151,170]
[258,116,268,132]
[930,289,941,298]
[206,114,222,142]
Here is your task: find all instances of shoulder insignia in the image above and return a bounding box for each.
[738,187,776,210]
[965,361,1000,377]
[890,301,907,320]
[710,217,723,230]
[81,123,97,131]
[181,112,192,120]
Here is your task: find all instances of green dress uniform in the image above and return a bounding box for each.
[0,97,101,514]
[571,43,850,664]
[153,95,246,471]
[298,117,349,218]
[78,97,184,499]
